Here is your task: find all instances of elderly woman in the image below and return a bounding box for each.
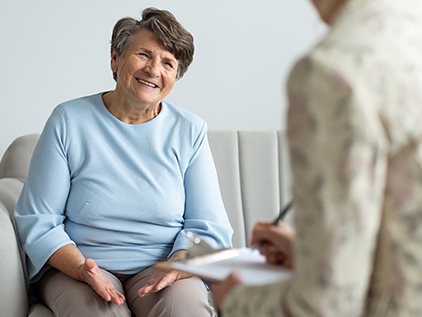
[14,7,232,317]
[213,0,422,316]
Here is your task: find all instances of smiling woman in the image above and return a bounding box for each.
[13,7,232,317]
[104,8,194,125]
[105,29,179,124]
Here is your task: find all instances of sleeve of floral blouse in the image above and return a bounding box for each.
[222,55,389,317]
[287,55,388,316]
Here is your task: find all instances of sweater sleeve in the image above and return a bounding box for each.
[170,122,233,255]
[222,55,388,316]
[14,107,75,281]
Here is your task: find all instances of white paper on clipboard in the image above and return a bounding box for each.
[155,247,292,285]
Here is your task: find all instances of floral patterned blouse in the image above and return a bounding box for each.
[222,0,422,316]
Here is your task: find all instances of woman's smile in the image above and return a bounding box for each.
[136,78,159,88]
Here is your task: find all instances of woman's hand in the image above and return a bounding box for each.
[47,244,125,305]
[137,250,192,297]
[211,272,243,311]
[251,221,296,268]
[78,258,126,305]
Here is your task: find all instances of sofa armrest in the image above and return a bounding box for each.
[0,178,29,317]
[0,134,39,181]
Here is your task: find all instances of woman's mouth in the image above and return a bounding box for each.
[137,78,158,88]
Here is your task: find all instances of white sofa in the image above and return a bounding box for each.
[0,131,292,317]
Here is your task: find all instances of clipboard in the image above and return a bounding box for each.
[155,247,292,285]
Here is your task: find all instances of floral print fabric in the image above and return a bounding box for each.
[222,0,422,315]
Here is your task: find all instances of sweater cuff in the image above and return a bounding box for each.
[27,224,75,280]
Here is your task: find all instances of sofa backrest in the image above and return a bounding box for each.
[207,131,292,247]
[0,131,292,248]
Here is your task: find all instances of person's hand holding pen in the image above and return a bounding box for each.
[212,202,296,312]
[251,220,296,268]
[251,200,295,268]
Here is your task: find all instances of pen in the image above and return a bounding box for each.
[251,200,293,249]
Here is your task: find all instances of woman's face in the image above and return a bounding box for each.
[111,29,179,108]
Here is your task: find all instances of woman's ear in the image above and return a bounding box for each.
[110,49,119,73]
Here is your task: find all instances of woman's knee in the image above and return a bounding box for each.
[36,268,131,317]
[127,276,213,317]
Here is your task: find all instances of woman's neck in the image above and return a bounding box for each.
[102,91,161,125]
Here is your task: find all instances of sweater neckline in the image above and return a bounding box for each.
[98,92,166,127]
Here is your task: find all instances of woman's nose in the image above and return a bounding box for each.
[145,60,160,77]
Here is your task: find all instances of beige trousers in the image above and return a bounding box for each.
[35,266,213,317]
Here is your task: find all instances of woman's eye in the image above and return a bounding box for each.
[165,62,173,68]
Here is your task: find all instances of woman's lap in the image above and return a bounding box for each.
[36,267,213,317]
[124,266,213,317]
[36,267,131,317]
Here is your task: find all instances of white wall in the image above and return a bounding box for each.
[0,0,327,158]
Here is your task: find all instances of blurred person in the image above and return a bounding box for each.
[212,0,422,315]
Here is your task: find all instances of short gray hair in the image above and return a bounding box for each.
[110,7,194,80]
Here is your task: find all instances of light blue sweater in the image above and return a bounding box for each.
[14,93,233,281]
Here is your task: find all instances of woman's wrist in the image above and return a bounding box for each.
[168,249,188,261]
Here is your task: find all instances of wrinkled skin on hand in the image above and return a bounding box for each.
[137,250,193,297]
[79,258,126,305]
